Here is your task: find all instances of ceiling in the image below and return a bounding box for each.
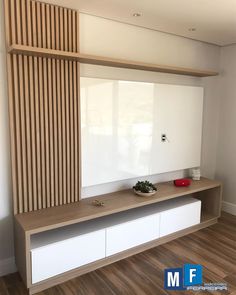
[46,0,236,46]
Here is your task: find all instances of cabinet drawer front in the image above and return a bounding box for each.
[106,214,160,256]
[160,201,201,237]
[31,229,105,284]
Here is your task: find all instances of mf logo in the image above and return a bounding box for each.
[164,264,203,290]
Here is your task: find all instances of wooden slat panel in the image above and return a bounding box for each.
[59,7,64,51]
[65,60,70,203]
[76,11,79,53]
[36,1,42,48]
[43,57,50,208]
[18,54,28,212]
[64,9,68,51]
[23,56,33,211]
[73,61,79,201]
[57,59,63,205]
[61,60,67,205]
[12,55,23,213]
[68,9,72,52]
[72,11,76,53]
[77,61,81,201]
[40,2,47,209]
[55,6,60,50]
[48,57,54,207]
[46,4,51,49]
[69,60,74,202]
[41,3,46,49]
[29,56,38,211]
[28,0,38,211]
[50,4,55,50]
[27,0,32,46]
[4,0,81,214]
[37,1,46,209]
[52,57,59,206]
[50,5,57,207]
[32,1,42,210]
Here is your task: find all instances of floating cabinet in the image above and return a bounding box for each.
[106,214,160,256]
[159,198,201,237]
[14,178,222,294]
[31,229,106,283]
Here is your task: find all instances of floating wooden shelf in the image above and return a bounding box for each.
[8,44,219,77]
[15,177,221,235]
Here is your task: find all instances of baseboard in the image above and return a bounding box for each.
[0,257,17,277]
[222,201,236,216]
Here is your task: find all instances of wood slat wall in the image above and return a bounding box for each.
[4,0,81,214]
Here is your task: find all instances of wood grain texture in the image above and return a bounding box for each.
[4,0,81,214]
[2,212,236,295]
[15,178,222,234]
[8,44,219,77]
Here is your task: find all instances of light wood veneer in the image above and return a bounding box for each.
[15,177,221,234]
[8,44,219,77]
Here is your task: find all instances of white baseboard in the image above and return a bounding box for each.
[0,257,17,277]
[222,201,236,216]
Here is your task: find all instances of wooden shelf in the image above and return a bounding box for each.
[8,44,219,77]
[15,177,221,235]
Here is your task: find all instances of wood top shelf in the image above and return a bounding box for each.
[8,44,219,77]
[15,177,221,235]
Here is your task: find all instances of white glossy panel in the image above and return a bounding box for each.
[81,78,203,187]
[160,200,201,237]
[31,229,105,284]
[81,78,155,186]
[151,84,203,174]
[106,214,159,256]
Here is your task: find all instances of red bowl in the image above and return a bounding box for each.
[174,178,191,187]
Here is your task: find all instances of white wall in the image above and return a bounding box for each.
[80,14,221,197]
[0,0,16,276]
[0,11,220,275]
[216,45,236,215]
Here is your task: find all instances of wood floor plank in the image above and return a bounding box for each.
[0,277,9,295]
[0,212,235,295]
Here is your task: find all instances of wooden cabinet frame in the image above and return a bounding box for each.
[14,178,222,294]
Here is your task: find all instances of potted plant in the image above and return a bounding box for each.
[133,180,157,197]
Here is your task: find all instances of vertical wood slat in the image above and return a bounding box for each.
[61,60,67,205]
[37,1,46,209]
[73,61,78,202]
[65,60,70,203]
[22,0,33,212]
[30,0,38,211]
[76,11,79,53]
[5,0,81,214]
[69,60,74,202]
[19,0,29,211]
[77,61,81,202]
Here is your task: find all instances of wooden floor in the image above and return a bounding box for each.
[1,212,236,295]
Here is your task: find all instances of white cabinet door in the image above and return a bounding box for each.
[160,200,201,237]
[106,214,160,256]
[151,84,203,174]
[31,229,106,284]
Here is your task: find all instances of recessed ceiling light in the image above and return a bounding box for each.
[188,28,196,32]
[133,13,142,17]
